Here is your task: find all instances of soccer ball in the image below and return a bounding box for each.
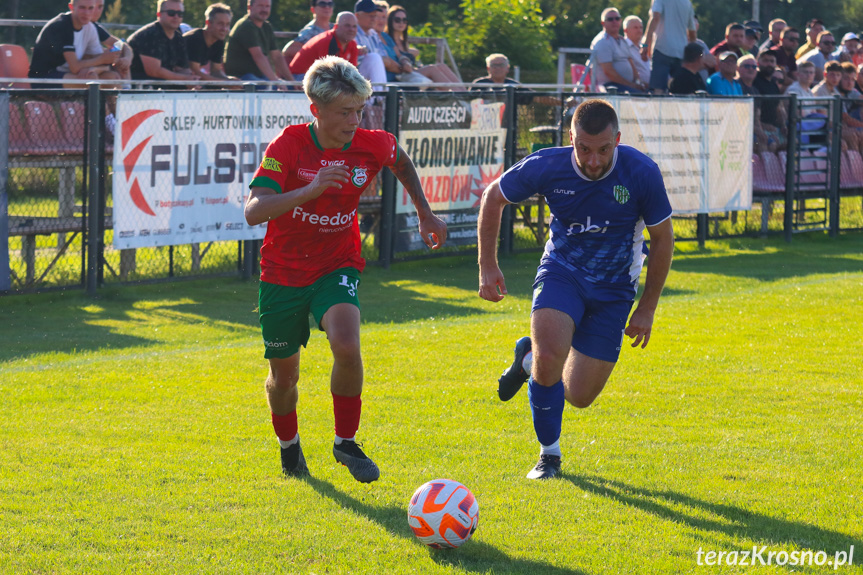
[407,479,479,549]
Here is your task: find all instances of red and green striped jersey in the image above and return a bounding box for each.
[250,123,398,287]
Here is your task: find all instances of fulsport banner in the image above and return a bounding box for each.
[395,93,508,252]
[609,96,753,214]
[112,92,313,249]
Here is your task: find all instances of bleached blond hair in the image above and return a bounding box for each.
[303,56,373,105]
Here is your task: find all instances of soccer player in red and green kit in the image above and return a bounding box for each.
[244,55,447,482]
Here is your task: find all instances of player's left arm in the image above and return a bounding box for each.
[389,143,448,249]
[625,217,674,348]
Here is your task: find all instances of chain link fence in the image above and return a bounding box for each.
[3,87,863,295]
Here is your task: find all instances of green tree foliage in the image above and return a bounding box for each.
[416,0,556,71]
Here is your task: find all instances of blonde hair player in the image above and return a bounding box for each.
[245,56,447,481]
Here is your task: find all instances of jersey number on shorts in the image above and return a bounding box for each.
[339,275,358,296]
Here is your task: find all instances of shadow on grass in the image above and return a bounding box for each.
[562,474,861,556]
[671,248,863,281]
[305,476,591,575]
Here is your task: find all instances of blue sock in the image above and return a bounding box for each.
[527,378,565,447]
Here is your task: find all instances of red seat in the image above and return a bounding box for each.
[8,102,34,155]
[752,153,771,192]
[58,101,86,153]
[759,151,785,192]
[798,150,827,188]
[0,44,31,88]
[843,149,863,188]
[570,63,591,87]
[24,101,76,155]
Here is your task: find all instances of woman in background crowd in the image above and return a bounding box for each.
[385,5,461,86]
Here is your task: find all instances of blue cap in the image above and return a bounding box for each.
[355,0,377,13]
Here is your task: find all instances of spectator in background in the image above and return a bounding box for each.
[743,27,760,56]
[839,61,863,124]
[668,41,705,94]
[744,21,763,42]
[623,15,651,86]
[289,11,358,79]
[759,18,786,54]
[786,60,817,98]
[368,1,429,85]
[472,53,521,87]
[800,31,838,84]
[816,61,863,154]
[592,7,645,92]
[127,0,198,82]
[641,0,696,93]
[856,62,863,93]
[736,53,776,153]
[91,0,133,82]
[353,0,389,85]
[692,15,715,84]
[282,0,334,62]
[385,5,460,85]
[835,32,863,67]
[710,23,746,61]
[752,50,788,150]
[29,0,122,87]
[769,27,799,88]
[224,0,295,84]
[706,51,743,95]
[736,53,758,94]
[796,19,824,59]
[183,3,233,81]
[814,60,843,96]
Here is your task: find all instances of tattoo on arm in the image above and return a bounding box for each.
[390,150,430,214]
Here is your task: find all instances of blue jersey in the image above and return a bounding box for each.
[500,144,672,286]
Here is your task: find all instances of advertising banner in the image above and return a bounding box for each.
[395,93,508,252]
[611,97,753,214]
[112,92,313,249]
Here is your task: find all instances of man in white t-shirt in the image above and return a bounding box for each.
[623,15,651,85]
[29,0,121,87]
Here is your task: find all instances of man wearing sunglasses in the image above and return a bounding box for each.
[283,0,335,62]
[800,31,839,84]
[768,27,799,88]
[127,0,199,82]
[591,8,645,92]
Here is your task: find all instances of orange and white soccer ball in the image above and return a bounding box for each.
[407,479,479,549]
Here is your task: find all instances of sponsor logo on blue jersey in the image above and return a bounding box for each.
[565,216,610,236]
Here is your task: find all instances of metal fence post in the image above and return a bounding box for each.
[379,85,399,269]
[86,82,102,296]
[242,83,256,280]
[784,94,798,243]
[500,85,516,255]
[829,96,842,236]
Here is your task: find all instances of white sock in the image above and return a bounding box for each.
[334,435,355,445]
[522,351,533,375]
[278,434,299,448]
[540,440,561,457]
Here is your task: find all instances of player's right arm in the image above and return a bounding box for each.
[244,165,350,226]
[477,178,511,302]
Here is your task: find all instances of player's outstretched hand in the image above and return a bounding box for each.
[419,214,448,249]
[478,265,507,302]
[309,165,351,198]
[625,307,655,348]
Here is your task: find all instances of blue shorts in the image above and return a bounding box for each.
[531,259,637,363]
[649,49,682,92]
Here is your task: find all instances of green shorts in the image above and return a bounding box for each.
[258,267,361,359]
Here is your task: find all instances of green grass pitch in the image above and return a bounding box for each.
[1,234,862,574]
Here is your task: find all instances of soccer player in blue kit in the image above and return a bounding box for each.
[477,99,674,479]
